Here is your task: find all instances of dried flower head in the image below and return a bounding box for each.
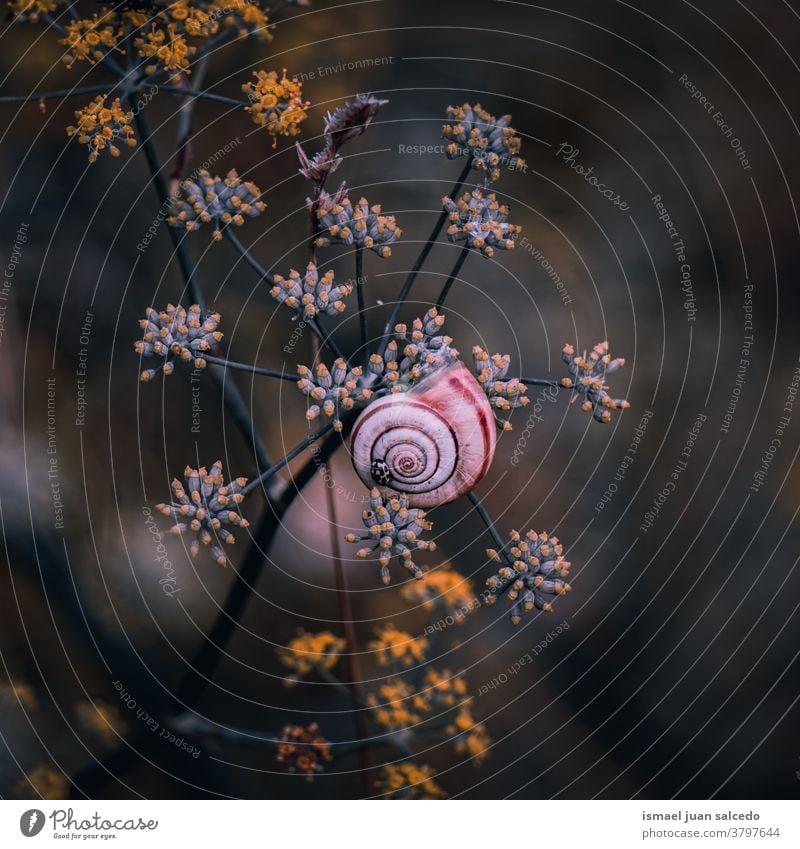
[15,765,68,800]
[324,94,388,151]
[315,193,401,257]
[168,168,265,241]
[155,460,249,566]
[276,723,332,779]
[60,13,122,67]
[378,762,446,799]
[296,142,342,183]
[367,678,429,730]
[296,359,372,431]
[368,308,459,392]
[447,704,491,764]
[270,262,353,320]
[135,303,222,380]
[276,630,346,684]
[443,189,521,257]
[368,624,428,668]
[472,346,529,430]
[400,562,476,623]
[442,102,525,182]
[485,530,572,624]
[345,488,436,584]
[560,341,630,423]
[242,69,309,142]
[66,95,136,163]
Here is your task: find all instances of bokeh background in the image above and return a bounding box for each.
[1,0,799,799]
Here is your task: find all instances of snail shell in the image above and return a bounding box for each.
[350,362,497,507]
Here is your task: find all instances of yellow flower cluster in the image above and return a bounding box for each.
[136,23,195,73]
[400,563,475,621]
[368,624,428,668]
[367,679,429,730]
[60,13,121,68]
[242,69,309,142]
[447,705,491,763]
[421,667,468,707]
[221,0,271,38]
[66,96,137,163]
[276,630,346,683]
[378,762,446,799]
[6,0,57,23]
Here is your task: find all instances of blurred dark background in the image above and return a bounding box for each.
[1,0,799,799]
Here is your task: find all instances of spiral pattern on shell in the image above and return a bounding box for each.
[350,363,496,507]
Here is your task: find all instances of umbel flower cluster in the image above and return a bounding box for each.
[242,68,309,141]
[314,190,402,257]
[168,169,266,241]
[345,489,436,584]
[155,461,249,566]
[270,263,353,320]
[443,189,522,257]
[366,308,459,392]
[55,0,271,76]
[442,102,525,183]
[277,630,347,685]
[66,95,136,162]
[485,530,572,624]
[296,360,373,430]
[561,341,630,423]
[473,346,530,430]
[135,304,222,381]
[275,723,331,778]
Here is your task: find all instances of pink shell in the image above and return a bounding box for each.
[350,362,496,507]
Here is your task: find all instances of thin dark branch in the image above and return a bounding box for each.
[521,377,562,388]
[132,106,275,482]
[202,355,295,381]
[377,158,473,356]
[435,244,471,308]
[155,85,248,108]
[223,228,348,364]
[467,491,507,553]
[355,246,368,369]
[170,415,354,713]
[0,84,119,103]
[242,415,347,496]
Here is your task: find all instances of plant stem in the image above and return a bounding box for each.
[0,84,120,103]
[202,355,295,381]
[170,414,354,713]
[467,491,507,552]
[355,246,368,369]
[241,416,346,496]
[521,377,562,388]
[435,244,471,308]
[377,157,473,356]
[132,106,276,483]
[154,85,248,108]
[223,228,348,365]
[321,459,373,792]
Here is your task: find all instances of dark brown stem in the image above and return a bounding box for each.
[435,244,471,308]
[377,158,473,356]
